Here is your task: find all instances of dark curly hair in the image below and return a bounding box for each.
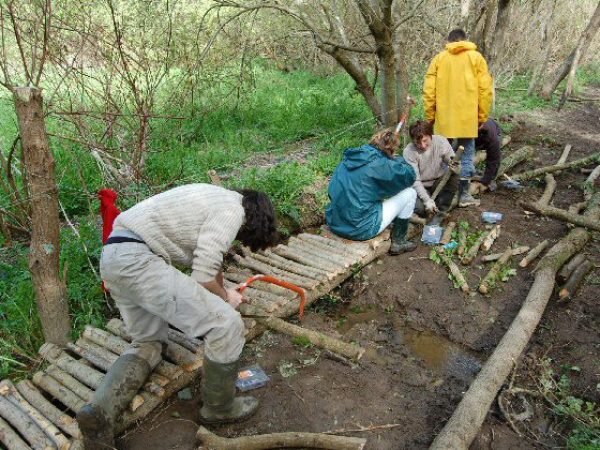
[236,189,279,252]
[409,120,433,143]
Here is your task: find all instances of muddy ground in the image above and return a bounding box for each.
[119,93,600,450]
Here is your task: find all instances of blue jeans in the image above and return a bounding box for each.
[452,138,475,178]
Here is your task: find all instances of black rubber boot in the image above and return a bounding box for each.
[77,354,152,450]
[389,218,417,255]
[199,356,259,425]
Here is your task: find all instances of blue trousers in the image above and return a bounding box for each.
[452,138,476,178]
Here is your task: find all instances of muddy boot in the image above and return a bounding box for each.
[199,356,259,425]
[77,353,152,450]
[459,179,481,207]
[389,218,417,255]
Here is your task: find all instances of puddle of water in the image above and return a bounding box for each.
[337,310,379,333]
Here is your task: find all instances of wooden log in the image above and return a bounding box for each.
[286,239,347,270]
[83,326,184,380]
[521,202,600,232]
[196,426,367,450]
[0,380,70,450]
[461,231,489,265]
[481,225,500,252]
[511,152,600,181]
[104,320,202,372]
[297,233,367,257]
[457,227,467,256]
[259,316,365,360]
[584,164,600,202]
[288,237,356,266]
[537,174,556,207]
[479,247,513,294]
[557,253,587,283]
[440,222,456,245]
[16,380,82,439]
[168,329,202,353]
[0,387,62,449]
[482,246,529,262]
[234,254,318,289]
[559,259,594,301]
[224,270,295,298]
[432,146,463,201]
[519,240,549,267]
[501,135,511,148]
[74,338,119,365]
[568,202,587,216]
[496,146,535,178]
[45,366,94,402]
[556,144,572,165]
[39,344,103,389]
[0,415,30,450]
[297,233,364,258]
[440,253,469,293]
[66,342,112,372]
[430,191,599,450]
[250,251,326,281]
[270,245,337,275]
[240,289,280,313]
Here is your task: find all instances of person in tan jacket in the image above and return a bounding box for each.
[423,28,493,207]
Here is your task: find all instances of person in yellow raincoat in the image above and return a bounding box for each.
[423,28,494,207]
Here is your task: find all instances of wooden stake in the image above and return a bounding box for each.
[481,225,500,252]
[16,380,82,439]
[0,380,70,450]
[482,246,529,262]
[440,253,469,293]
[196,426,367,450]
[519,240,549,267]
[479,247,513,294]
[511,152,600,181]
[557,253,587,283]
[559,259,594,301]
[440,222,456,245]
[0,415,30,450]
[259,316,365,360]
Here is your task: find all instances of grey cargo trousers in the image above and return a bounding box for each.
[100,241,245,364]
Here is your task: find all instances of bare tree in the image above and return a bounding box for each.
[0,0,71,345]
[541,0,600,99]
[208,0,434,126]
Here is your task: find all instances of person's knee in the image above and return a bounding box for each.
[205,311,245,363]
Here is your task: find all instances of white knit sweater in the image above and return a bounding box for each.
[112,184,244,283]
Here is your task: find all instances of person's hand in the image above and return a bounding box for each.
[425,199,438,213]
[225,288,244,309]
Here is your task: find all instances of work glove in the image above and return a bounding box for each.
[425,199,438,213]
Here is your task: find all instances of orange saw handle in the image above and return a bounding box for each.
[238,274,307,319]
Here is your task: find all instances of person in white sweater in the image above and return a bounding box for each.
[403,120,460,221]
[78,184,278,450]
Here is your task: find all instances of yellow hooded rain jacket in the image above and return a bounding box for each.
[423,41,494,138]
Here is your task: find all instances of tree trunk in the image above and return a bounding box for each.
[13,87,70,345]
[471,0,496,56]
[541,1,600,99]
[528,0,558,95]
[489,0,513,69]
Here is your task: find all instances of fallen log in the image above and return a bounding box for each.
[559,259,594,301]
[461,231,489,265]
[511,152,600,181]
[482,246,529,262]
[0,380,70,450]
[439,253,469,293]
[0,415,30,450]
[557,253,587,283]
[481,225,500,252]
[479,247,513,295]
[521,202,600,232]
[497,146,535,178]
[537,174,556,207]
[584,164,600,202]
[432,146,463,201]
[257,316,364,361]
[556,144,572,165]
[429,191,599,450]
[16,380,82,439]
[0,390,57,449]
[568,202,587,216]
[440,222,456,245]
[519,240,549,268]
[196,426,367,450]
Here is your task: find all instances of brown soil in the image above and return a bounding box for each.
[119,93,600,450]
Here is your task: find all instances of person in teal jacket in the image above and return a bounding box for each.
[326,128,418,254]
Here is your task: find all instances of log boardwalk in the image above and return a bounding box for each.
[0,227,391,450]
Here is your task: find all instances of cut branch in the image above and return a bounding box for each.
[519,240,549,268]
[497,146,534,178]
[557,253,586,283]
[481,225,500,252]
[479,247,512,294]
[440,222,456,245]
[439,253,469,293]
[521,202,600,232]
[559,259,593,301]
[482,246,529,262]
[511,153,600,181]
[536,174,556,207]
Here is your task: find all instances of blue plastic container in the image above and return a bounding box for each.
[236,364,270,392]
[482,212,503,224]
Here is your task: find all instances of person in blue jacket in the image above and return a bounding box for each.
[326,127,418,254]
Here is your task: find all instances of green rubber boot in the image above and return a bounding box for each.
[77,353,152,450]
[199,356,259,425]
[389,218,417,255]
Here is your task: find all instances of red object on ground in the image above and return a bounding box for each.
[98,188,121,244]
[238,274,307,319]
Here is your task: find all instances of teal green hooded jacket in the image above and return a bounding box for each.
[326,144,416,241]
